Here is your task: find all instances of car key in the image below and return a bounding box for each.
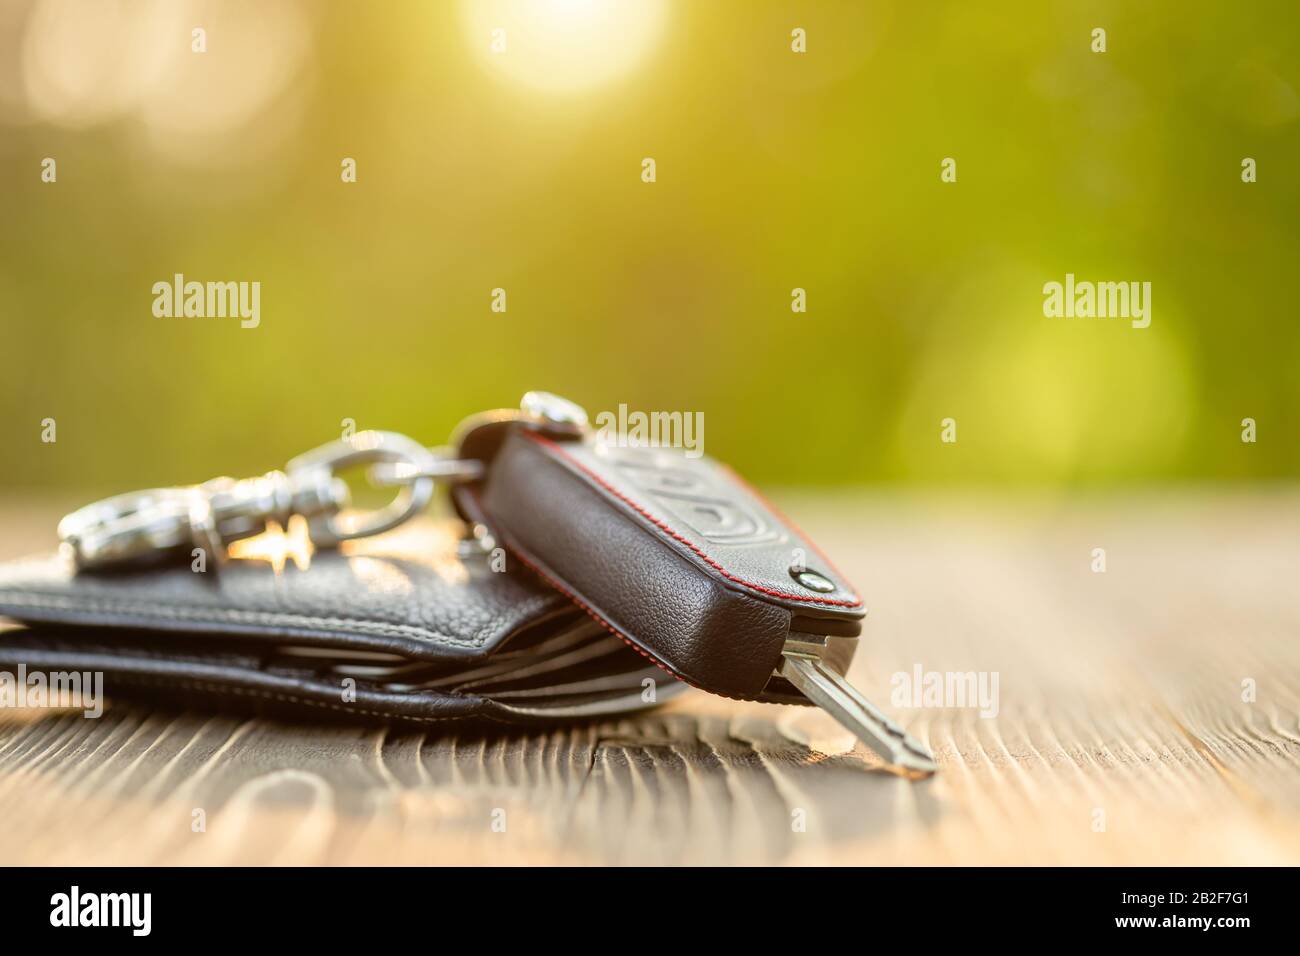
[779,653,937,777]
[449,393,938,778]
[57,391,936,777]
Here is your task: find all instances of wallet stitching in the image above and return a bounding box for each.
[0,590,493,649]
[102,674,478,722]
[525,433,864,608]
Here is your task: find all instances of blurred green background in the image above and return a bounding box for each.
[2,0,1297,493]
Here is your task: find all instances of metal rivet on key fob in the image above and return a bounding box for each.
[791,568,836,593]
[520,391,589,430]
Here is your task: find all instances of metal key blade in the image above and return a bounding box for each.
[780,654,938,779]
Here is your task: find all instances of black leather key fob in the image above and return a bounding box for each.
[455,425,866,703]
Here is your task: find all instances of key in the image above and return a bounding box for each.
[453,392,940,779]
[779,654,937,778]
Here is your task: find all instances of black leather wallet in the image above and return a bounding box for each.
[0,519,684,724]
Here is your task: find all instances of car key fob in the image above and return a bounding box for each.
[453,393,937,777]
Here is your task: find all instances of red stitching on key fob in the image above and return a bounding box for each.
[504,539,763,703]
[503,541,685,681]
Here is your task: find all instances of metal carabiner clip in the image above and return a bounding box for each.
[58,431,470,571]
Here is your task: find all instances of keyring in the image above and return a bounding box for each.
[59,431,471,569]
[57,392,588,570]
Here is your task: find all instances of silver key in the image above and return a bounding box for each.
[780,653,938,779]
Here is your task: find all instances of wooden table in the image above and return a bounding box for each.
[2,491,1297,865]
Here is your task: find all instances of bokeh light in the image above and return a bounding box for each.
[459,0,668,95]
[1,0,1296,492]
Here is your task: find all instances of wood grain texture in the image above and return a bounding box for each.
[1,490,1298,865]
